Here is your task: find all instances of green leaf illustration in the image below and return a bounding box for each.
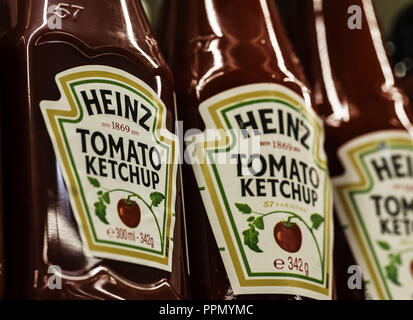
[94,200,108,224]
[150,192,165,207]
[242,227,263,253]
[254,216,264,230]
[102,192,110,204]
[247,217,255,222]
[385,264,401,286]
[310,214,324,230]
[377,240,391,251]
[235,203,252,214]
[394,254,402,265]
[389,253,402,265]
[88,176,100,188]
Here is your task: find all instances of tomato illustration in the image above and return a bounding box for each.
[117,199,141,228]
[273,221,302,253]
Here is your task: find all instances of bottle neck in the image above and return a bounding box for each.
[301,0,413,133]
[322,0,391,87]
[175,0,306,88]
[17,0,151,39]
[282,0,402,119]
[178,0,287,44]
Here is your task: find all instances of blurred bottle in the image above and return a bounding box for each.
[167,0,334,300]
[279,0,413,300]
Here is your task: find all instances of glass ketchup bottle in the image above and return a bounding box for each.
[0,0,189,299]
[168,0,334,300]
[280,0,413,300]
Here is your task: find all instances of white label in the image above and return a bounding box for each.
[188,83,333,299]
[40,66,178,272]
[334,130,413,300]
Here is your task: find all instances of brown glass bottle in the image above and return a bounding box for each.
[279,0,413,300]
[0,0,189,299]
[169,0,334,300]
